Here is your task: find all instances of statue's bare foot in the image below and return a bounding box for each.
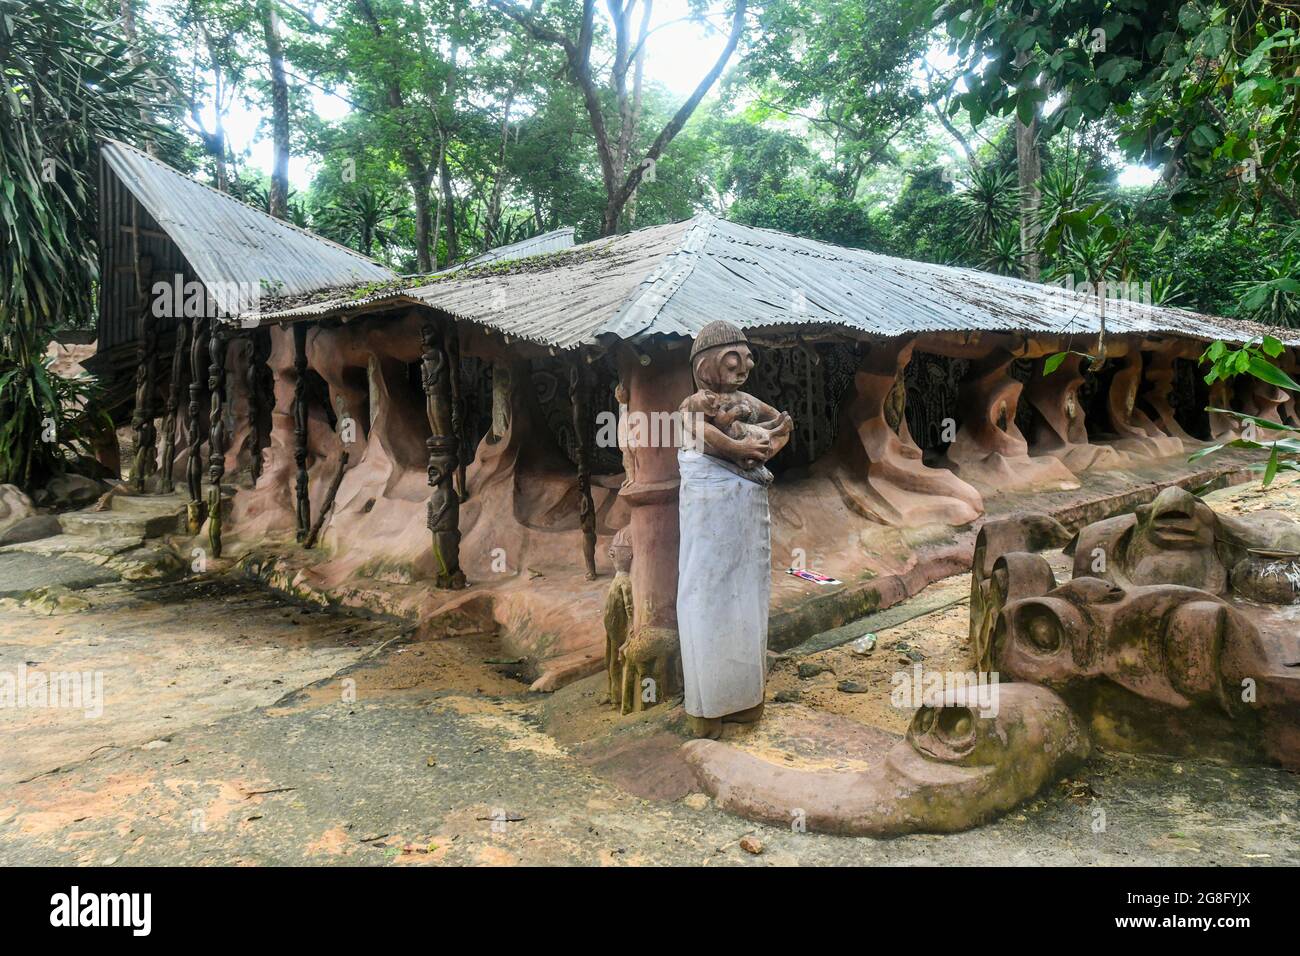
[724,703,764,724]
[688,715,723,739]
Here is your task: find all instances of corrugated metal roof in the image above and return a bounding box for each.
[100,139,394,315]
[254,219,692,347]
[252,212,1300,349]
[433,227,575,274]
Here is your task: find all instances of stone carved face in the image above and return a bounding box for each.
[995,578,1252,710]
[693,344,754,394]
[608,527,633,574]
[1124,486,1228,593]
[1135,486,1219,552]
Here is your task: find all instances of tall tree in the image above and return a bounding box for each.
[491,0,748,235]
[260,0,291,219]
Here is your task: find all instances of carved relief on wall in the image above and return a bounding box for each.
[903,352,967,460]
[744,341,857,469]
[529,355,623,475]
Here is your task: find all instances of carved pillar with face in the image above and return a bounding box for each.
[1024,352,1128,471]
[614,341,693,712]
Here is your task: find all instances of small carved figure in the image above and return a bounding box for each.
[680,388,791,472]
[603,528,634,707]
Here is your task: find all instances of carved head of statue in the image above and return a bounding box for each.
[609,526,633,575]
[1072,486,1229,594]
[691,320,754,394]
[1124,485,1228,592]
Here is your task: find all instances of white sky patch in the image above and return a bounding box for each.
[1118,164,1161,187]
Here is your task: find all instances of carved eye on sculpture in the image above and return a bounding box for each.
[936,706,976,750]
[908,705,979,762]
[1020,605,1064,654]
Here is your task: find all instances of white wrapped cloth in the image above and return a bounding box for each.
[676,449,772,718]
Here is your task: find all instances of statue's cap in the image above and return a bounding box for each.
[689,320,748,361]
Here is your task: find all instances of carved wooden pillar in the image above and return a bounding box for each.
[247,329,271,485]
[206,324,228,558]
[159,318,188,490]
[569,354,598,579]
[129,253,158,492]
[420,320,465,588]
[445,323,467,501]
[293,322,311,542]
[185,314,208,534]
[614,341,693,708]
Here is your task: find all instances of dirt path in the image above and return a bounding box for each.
[0,557,1295,866]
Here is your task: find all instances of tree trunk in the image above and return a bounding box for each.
[118,0,158,156]
[1014,51,1041,281]
[1015,114,1041,281]
[355,0,433,270]
[262,0,291,220]
[410,174,434,274]
[439,147,459,263]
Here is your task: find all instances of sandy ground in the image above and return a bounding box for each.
[0,478,1297,865]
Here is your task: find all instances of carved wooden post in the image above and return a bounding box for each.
[247,329,270,485]
[130,253,158,492]
[569,354,598,579]
[445,323,468,501]
[421,320,465,588]
[185,315,208,534]
[159,318,187,490]
[293,322,311,542]
[206,324,228,558]
[614,341,693,709]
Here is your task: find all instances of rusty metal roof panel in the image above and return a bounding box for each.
[615,216,1300,347]
[256,219,693,348]
[253,212,1299,349]
[101,139,394,315]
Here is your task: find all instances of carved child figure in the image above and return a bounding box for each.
[603,528,634,708]
[680,388,792,471]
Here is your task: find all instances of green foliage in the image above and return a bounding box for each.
[0,0,167,488]
[1196,338,1300,487]
[959,164,1018,247]
[938,0,1300,220]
